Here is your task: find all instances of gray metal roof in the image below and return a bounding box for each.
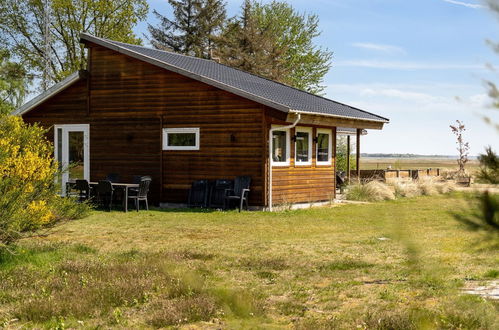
[82,34,388,124]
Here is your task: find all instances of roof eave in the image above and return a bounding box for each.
[289,109,389,124]
[13,71,82,116]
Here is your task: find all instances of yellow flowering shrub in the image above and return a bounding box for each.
[0,115,89,247]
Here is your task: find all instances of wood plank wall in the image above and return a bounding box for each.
[22,79,163,203]
[23,44,342,207]
[265,110,337,205]
[26,45,267,205]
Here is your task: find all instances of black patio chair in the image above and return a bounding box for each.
[106,173,120,183]
[96,180,114,211]
[209,179,234,208]
[72,179,92,202]
[224,176,251,212]
[128,177,152,211]
[130,175,151,194]
[188,180,209,207]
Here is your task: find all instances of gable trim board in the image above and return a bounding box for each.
[15,33,389,128]
[14,71,82,116]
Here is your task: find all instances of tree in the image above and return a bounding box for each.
[449,120,470,174]
[0,115,88,248]
[0,0,148,87]
[477,147,499,184]
[216,0,332,94]
[0,50,29,115]
[148,0,226,59]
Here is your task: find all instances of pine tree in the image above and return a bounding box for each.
[148,0,226,59]
[216,0,332,94]
[477,147,499,184]
[216,0,283,76]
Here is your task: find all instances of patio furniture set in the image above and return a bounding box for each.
[67,174,151,212]
[187,176,251,212]
[67,175,252,212]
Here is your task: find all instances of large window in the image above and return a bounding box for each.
[163,128,200,150]
[316,128,332,165]
[295,127,312,166]
[272,126,290,166]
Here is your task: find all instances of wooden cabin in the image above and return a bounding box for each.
[15,33,389,209]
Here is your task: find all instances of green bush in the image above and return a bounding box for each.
[0,115,89,248]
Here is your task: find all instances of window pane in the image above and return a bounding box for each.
[296,132,309,162]
[68,131,85,180]
[317,133,329,162]
[168,133,196,146]
[272,130,287,162]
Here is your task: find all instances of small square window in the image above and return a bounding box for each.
[163,128,200,150]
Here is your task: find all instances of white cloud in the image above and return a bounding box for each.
[351,42,406,54]
[335,60,484,70]
[326,83,491,113]
[442,0,485,9]
[323,83,498,155]
[359,88,440,103]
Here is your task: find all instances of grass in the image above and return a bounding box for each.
[0,193,498,328]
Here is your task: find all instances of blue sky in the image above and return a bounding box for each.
[138,0,499,155]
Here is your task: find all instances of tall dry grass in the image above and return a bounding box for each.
[347,178,457,202]
[386,179,420,198]
[346,181,395,202]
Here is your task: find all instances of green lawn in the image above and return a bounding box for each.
[1,194,498,329]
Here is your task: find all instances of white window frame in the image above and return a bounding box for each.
[316,128,333,166]
[163,127,200,151]
[271,125,290,166]
[294,127,312,166]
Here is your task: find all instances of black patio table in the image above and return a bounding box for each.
[67,180,139,212]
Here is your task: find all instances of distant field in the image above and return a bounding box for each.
[361,157,480,171]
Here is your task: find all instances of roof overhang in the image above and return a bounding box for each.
[13,71,84,116]
[286,112,386,130]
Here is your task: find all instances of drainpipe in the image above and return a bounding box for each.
[268,113,301,211]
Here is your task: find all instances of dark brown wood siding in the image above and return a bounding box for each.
[22,78,162,204]
[24,45,266,205]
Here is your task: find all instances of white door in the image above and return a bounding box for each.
[54,124,90,195]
